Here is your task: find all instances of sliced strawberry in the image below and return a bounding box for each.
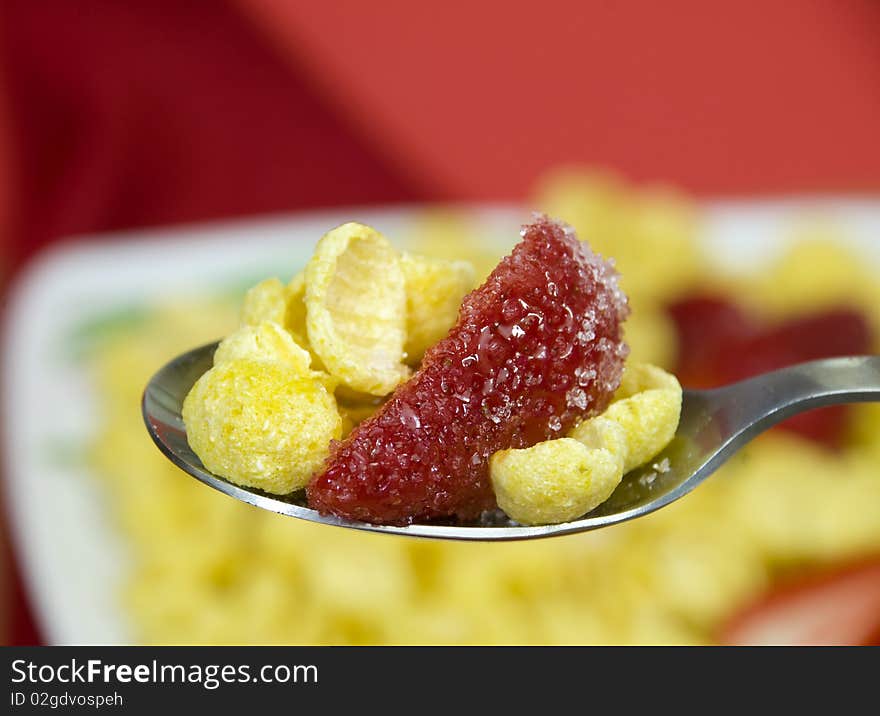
[722,308,871,448]
[720,559,880,646]
[666,295,754,388]
[716,308,872,384]
[307,216,630,525]
[668,299,872,448]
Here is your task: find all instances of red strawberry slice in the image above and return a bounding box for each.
[720,308,871,448]
[307,215,630,525]
[720,559,880,646]
[716,308,872,384]
[667,295,754,388]
[668,297,872,448]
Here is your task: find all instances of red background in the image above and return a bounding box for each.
[0,0,878,644]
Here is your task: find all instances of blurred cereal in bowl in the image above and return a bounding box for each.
[61,173,880,645]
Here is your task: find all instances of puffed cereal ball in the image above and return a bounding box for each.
[213,321,313,374]
[604,363,682,473]
[491,438,623,525]
[305,222,410,395]
[400,252,476,364]
[489,363,682,525]
[240,277,291,327]
[569,414,629,461]
[183,359,342,494]
[535,169,704,303]
[283,272,310,348]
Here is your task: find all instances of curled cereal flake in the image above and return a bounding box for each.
[402,210,505,282]
[214,321,339,392]
[569,414,628,461]
[749,234,874,316]
[283,272,309,348]
[281,271,329,373]
[214,321,313,373]
[536,169,703,304]
[183,359,342,494]
[490,438,623,525]
[490,363,681,524]
[603,362,682,473]
[305,223,409,396]
[241,278,290,327]
[400,252,476,364]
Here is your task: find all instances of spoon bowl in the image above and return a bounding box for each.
[143,345,880,540]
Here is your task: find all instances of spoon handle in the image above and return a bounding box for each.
[708,355,880,440]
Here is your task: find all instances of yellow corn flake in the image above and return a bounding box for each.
[569,414,629,458]
[605,362,682,473]
[615,360,679,399]
[304,222,410,395]
[240,278,290,327]
[536,168,704,303]
[400,252,475,364]
[749,232,868,315]
[743,234,880,346]
[213,321,313,374]
[491,363,681,524]
[490,438,624,525]
[182,360,342,494]
[279,271,331,373]
[712,435,880,564]
[240,274,333,368]
[534,168,627,251]
[572,362,681,495]
[283,272,309,347]
[213,320,338,392]
[402,210,505,281]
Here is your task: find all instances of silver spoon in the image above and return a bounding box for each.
[142,346,880,541]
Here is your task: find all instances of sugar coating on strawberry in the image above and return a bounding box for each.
[307,215,630,525]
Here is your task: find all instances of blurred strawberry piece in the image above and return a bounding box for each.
[668,297,872,447]
[718,309,872,382]
[666,295,754,388]
[721,559,880,646]
[720,308,872,448]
